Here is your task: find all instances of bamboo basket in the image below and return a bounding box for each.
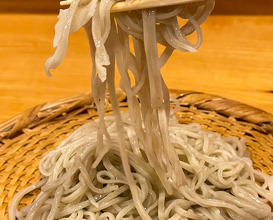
[0,89,273,219]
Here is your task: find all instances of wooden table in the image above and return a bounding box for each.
[0,14,272,123]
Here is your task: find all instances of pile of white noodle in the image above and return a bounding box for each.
[9,0,273,219]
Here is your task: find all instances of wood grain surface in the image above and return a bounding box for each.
[1,0,273,14]
[0,14,273,123]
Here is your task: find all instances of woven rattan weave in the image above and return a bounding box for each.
[0,90,273,219]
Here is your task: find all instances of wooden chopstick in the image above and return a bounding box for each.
[60,0,203,13]
[111,0,203,13]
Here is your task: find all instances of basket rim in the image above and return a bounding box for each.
[0,89,273,142]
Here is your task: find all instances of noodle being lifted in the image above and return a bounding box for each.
[46,0,215,194]
[9,0,273,219]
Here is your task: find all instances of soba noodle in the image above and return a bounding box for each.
[9,115,273,219]
[9,0,273,219]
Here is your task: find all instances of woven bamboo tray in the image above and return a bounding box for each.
[1,89,273,219]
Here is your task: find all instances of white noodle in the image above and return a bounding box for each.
[9,0,273,219]
[9,116,273,219]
